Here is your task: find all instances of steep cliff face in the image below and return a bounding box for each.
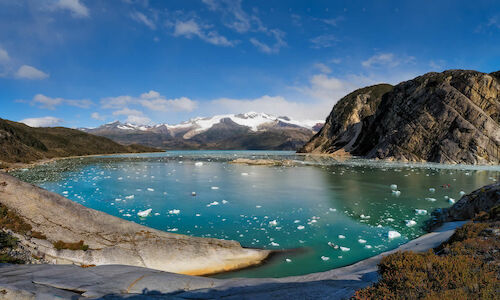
[300,70,500,164]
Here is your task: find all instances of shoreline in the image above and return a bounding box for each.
[0,221,465,299]
[0,172,271,276]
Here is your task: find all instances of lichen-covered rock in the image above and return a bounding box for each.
[300,70,500,164]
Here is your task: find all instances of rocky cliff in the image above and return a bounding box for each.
[299,70,500,164]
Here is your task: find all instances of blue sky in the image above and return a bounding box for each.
[0,0,499,128]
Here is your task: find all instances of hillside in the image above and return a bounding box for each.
[81,112,323,150]
[299,70,500,165]
[0,118,160,165]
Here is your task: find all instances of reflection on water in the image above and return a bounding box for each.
[12,151,499,278]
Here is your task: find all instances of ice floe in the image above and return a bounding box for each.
[338,234,346,239]
[168,209,180,215]
[415,209,427,215]
[137,208,152,217]
[269,220,278,226]
[207,201,219,207]
[195,162,204,166]
[358,239,367,244]
[390,184,398,190]
[211,186,219,190]
[297,225,305,230]
[125,195,135,199]
[388,230,401,239]
[321,256,330,261]
[405,220,417,227]
[425,197,436,202]
[340,246,350,252]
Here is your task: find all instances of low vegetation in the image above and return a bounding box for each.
[0,118,161,164]
[0,232,23,264]
[353,206,500,299]
[0,203,32,235]
[53,240,89,251]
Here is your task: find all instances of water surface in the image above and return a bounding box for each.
[12,151,499,278]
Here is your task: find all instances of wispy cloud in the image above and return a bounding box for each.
[130,11,156,29]
[112,107,151,124]
[313,63,332,74]
[20,116,64,127]
[15,65,49,80]
[310,34,338,49]
[250,29,286,54]
[362,53,415,68]
[30,94,92,110]
[0,47,10,63]
[172,19,236,47]
[53,0,89,18]
[91,112,105,121]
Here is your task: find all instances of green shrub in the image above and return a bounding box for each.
[0,203,32,235]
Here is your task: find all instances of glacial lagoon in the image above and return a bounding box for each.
[12,151,499,278]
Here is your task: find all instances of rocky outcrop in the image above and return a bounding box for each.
[0,173,270,275]
[300,70,500,164]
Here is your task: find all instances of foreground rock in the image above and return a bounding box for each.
[429,182,500,228]
[0,173,270,275]
[300,70,500,165]
[0,221,464,299]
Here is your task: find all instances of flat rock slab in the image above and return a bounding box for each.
[0,221,465,299]
[0,173,270,276]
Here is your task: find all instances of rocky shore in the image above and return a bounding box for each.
[0,173,270,276]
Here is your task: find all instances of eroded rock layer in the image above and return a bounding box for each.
[300,70,500,164]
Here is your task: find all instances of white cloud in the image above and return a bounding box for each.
[362,53,416,68]
[20,116,63,127]
[310,35,338,49]
[140,90,197,112]
[0,47,9,63]
[314,63,332,74]
[100,95,134,109]
[54,0,89,18]
[130,11,156,29]
[31,94,92,109]
[15,65,49,80]
[112,107,151,124]
[173,19,236,47]
[250,29,286,54]
[91,112,105,121]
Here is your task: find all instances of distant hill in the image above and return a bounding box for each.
[81,112,324,151]
[0,118,160,164]
[299,70,500,165]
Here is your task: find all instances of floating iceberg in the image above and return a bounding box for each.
[269,220,278,226]
[448,198,455,204]
[241,172,249,176]
[405,220,417,227]
[207,201,219,207]
[211,186,219,190]
[137,208,152,217]
[425,197,436,202]
[390,184,398,190]
[358,239,367,244]
[285,258,292,263]
[459,191,466,196]
[392,190,401,196]
[415,209,427,215]
[388,230,401,239]
[297,225,305,230]
[321,256,330,261]
[429,188,435,192]
[125,195,134,199]
[338,234,346,239]
[270,242,280,247]
[195,162,203,166]
[147,188,154,192]
[168,209,180,215]
[340,246,350,252]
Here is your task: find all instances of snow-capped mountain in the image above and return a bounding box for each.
[81,112,324,150]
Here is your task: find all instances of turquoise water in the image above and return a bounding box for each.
[12,151,499,278]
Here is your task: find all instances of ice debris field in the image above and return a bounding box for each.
[13,150,499,278]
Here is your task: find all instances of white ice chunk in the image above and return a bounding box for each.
[360,214,370,219]
[297,225,305,230]
[195,162,203,166]
[425,197,436,202]
[405,220,417,227]
[168,209,180,215]
[415,209,427,215]
[137,209,152,217]
[125,195,135,199]
[147,188,154,192]
[388,230,401,239]
[269,220,278,226]
[321,256,330,261]
[241,172,249,176]
[358,239,367,244]
[429,188,435,192]
[340,246,350,251]
[207,201,219,207]
[392,190,401,196]
[459,191,466,196]
[211,186,219,190]
[285,258,292,263]
[338,234,346,239]
[270,242,280,247]
[390,184,398,190]
[448,198,455,204]
[222,200,228,204]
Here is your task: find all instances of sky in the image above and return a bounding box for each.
[0,0,499,128]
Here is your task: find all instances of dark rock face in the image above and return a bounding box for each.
[445,182,500,221]
[300,70,500,164]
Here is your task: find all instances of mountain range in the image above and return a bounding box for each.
[80,112,324,150]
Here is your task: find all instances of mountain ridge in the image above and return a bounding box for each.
[81,112,324,150]
[300,69,500,165]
